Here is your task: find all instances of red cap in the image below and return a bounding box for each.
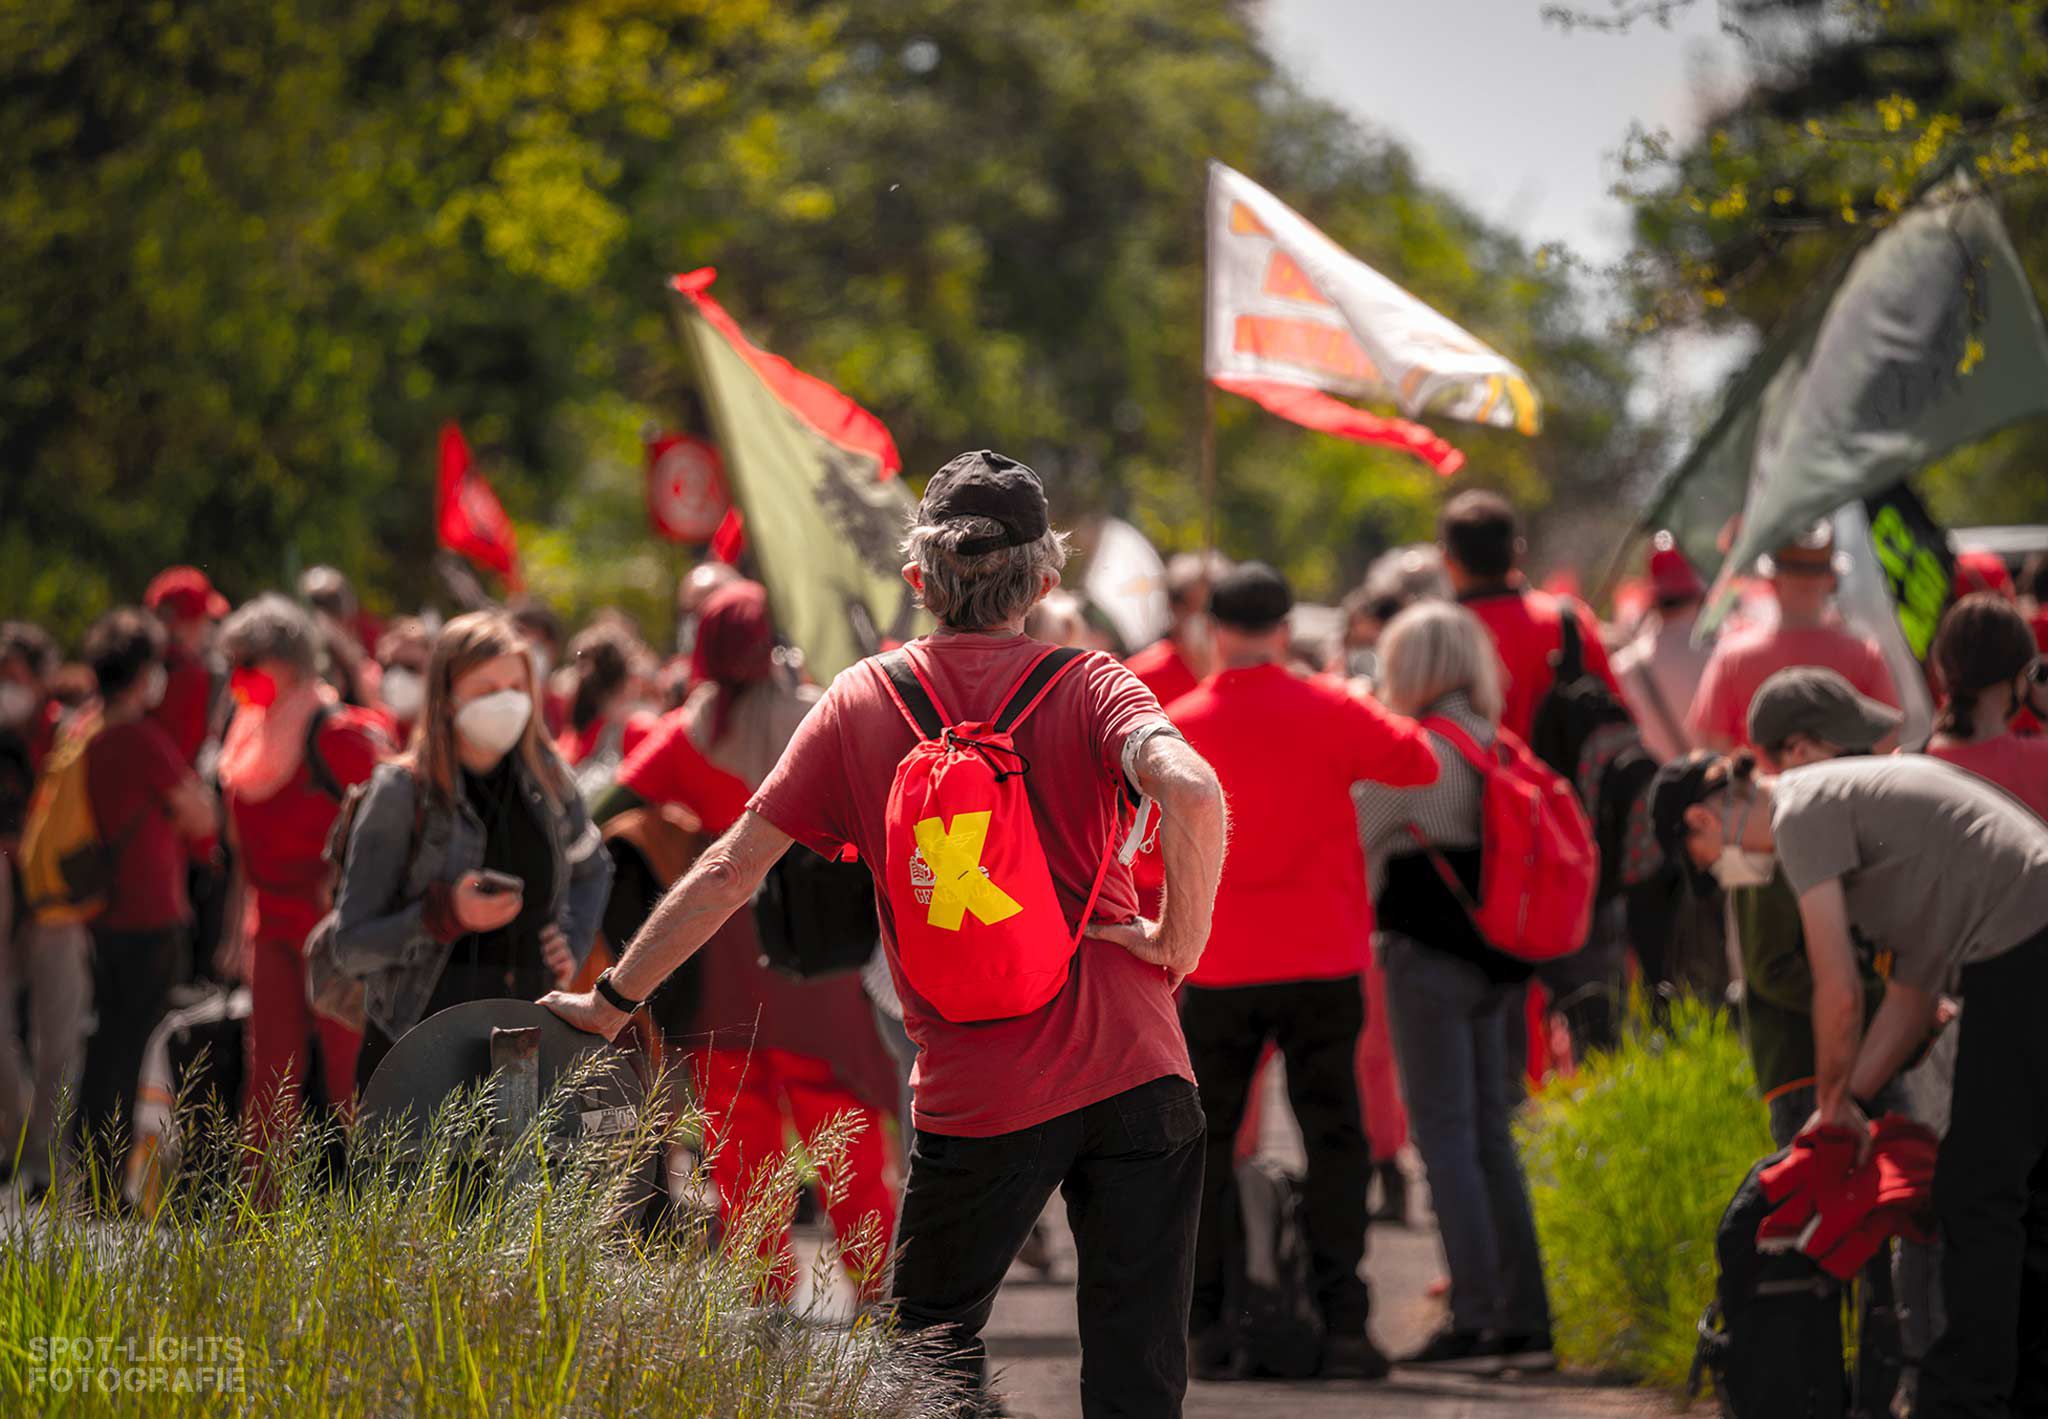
[1647,532,1705,602]
[1953,548,2015,601]
[143,566,230,622]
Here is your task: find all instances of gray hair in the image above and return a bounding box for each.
[218,593,320,675]
[902,516,1071,632]
[1378,600,1503,724]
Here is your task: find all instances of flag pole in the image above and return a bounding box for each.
[1200,382,1218,559]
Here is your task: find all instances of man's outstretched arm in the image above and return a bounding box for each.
[542,809,793,1039]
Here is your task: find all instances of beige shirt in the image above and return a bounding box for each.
[1612,608,1712,763]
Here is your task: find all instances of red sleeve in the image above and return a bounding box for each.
[617,710,751,834]
[151,659,213,765]
[1340,690,1439,788]
[136,721,192,799]
[1688,645,1738,749]
[621,711,658,761]
[748,673,861,858]
[319,718,386,792]
[1080,652,1170,786]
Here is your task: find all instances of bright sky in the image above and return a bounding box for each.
[1259,0,1742,264]
[1259,0,1755,421]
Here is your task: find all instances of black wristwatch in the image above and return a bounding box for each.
[593,967,644,1015]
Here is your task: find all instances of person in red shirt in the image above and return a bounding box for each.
[546,450,1229,1419]
[1437,491,1623,742]
[1125,550,1229,710]
[142,566,229,768]
[217,596,389,1154]
[74,608,218,1175]
[1167,562,1438,1381]
[1925,594,2048,822]
[1688,526,1898,754]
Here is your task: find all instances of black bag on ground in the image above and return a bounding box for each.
[751,847,878,981]
[1220,1158,1325,1379]
[1691,1149,1847,1418]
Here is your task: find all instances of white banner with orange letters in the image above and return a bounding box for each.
[1205,161,1540,473]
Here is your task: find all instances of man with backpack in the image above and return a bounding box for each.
[1439,490,1635,1059]
[546,449,1230,1418]
[216,596,387,1153]
[1166,562,1440,1382]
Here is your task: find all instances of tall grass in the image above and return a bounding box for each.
[1516,994,1774,1395]
[0,1057,958,1417]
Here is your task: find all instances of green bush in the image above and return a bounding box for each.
[1516,995,1775,1395]
[1,1063,955,1417]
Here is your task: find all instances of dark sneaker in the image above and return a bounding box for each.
[1400,1326,1505,1374]
[1493,1332,1556,1374]
[1320,1332,1393,1380]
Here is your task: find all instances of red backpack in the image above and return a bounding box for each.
[1407,716,1597,963]
[873,645,1121,1023]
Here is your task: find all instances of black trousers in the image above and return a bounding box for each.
[1181,977,1372,1335]
[1920,923,2048,1418]
[75,926,185,1175]
[891,1074,1204,1419]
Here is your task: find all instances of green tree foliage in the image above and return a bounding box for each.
[1607,0,2048,529]
[3,0,1638,643]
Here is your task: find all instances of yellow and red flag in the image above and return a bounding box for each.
[1205,161,1541,475]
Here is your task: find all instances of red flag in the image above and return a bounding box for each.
[710,505,746,565]
[1210,375,1465,476]
[644,432,731,543]
[436,423,521,590]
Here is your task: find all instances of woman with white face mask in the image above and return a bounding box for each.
[371,617,433,750]
[327,611,613,1092]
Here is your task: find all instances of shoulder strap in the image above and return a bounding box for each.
[304,703,344,802]
[1419,714,1496,777]
[995,646,1088,734]
[1552,597,1587,682]
[873,649,947,740]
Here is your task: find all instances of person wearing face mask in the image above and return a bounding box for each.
[216,596,389,1155]
[329,610,612,1092]
[1655,668,1900,1147]
[1657,701,2048,1417]
[73,608,219,1178]
[1924,593,2048,822]
[371,617,433,749]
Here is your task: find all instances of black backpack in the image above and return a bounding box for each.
[1529,605,1657,901]
[750,847,879,981]
[1527,602,1635,780]
[1217,1159,1325,1379]
[1691,1150,1847,1418]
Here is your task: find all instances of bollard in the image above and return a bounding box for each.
[489,1025,542,1180]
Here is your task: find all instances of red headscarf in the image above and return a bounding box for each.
[689,580,775,745]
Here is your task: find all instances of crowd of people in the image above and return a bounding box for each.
[4,457,2048,1417]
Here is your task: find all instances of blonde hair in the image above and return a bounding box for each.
[1378,601,1504,723]
[403,609,569,811]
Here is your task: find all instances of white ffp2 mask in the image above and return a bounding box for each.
[455,689,531,758]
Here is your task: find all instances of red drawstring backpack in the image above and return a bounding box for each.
[1406,716,1598,963]
[873,645,1123,1023]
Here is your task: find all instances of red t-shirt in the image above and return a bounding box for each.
[1926,735,2048,824]
[1125,637,1201,710]
[228,710,385,945]
[750,631,1190,1138]
[85,718,196,932]
[150,645,215,767]
[2031,608,2048,656]
[555,711,656,769]
[616,710,752,834]
[1169,665,1437,987]
[1462,589,1624,742]
[1688,624,1899,753]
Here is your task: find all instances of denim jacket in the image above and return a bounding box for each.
[330,758,613,1039]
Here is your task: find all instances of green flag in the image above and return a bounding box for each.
[668,268,927,680]
[1699,175,2048,608]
